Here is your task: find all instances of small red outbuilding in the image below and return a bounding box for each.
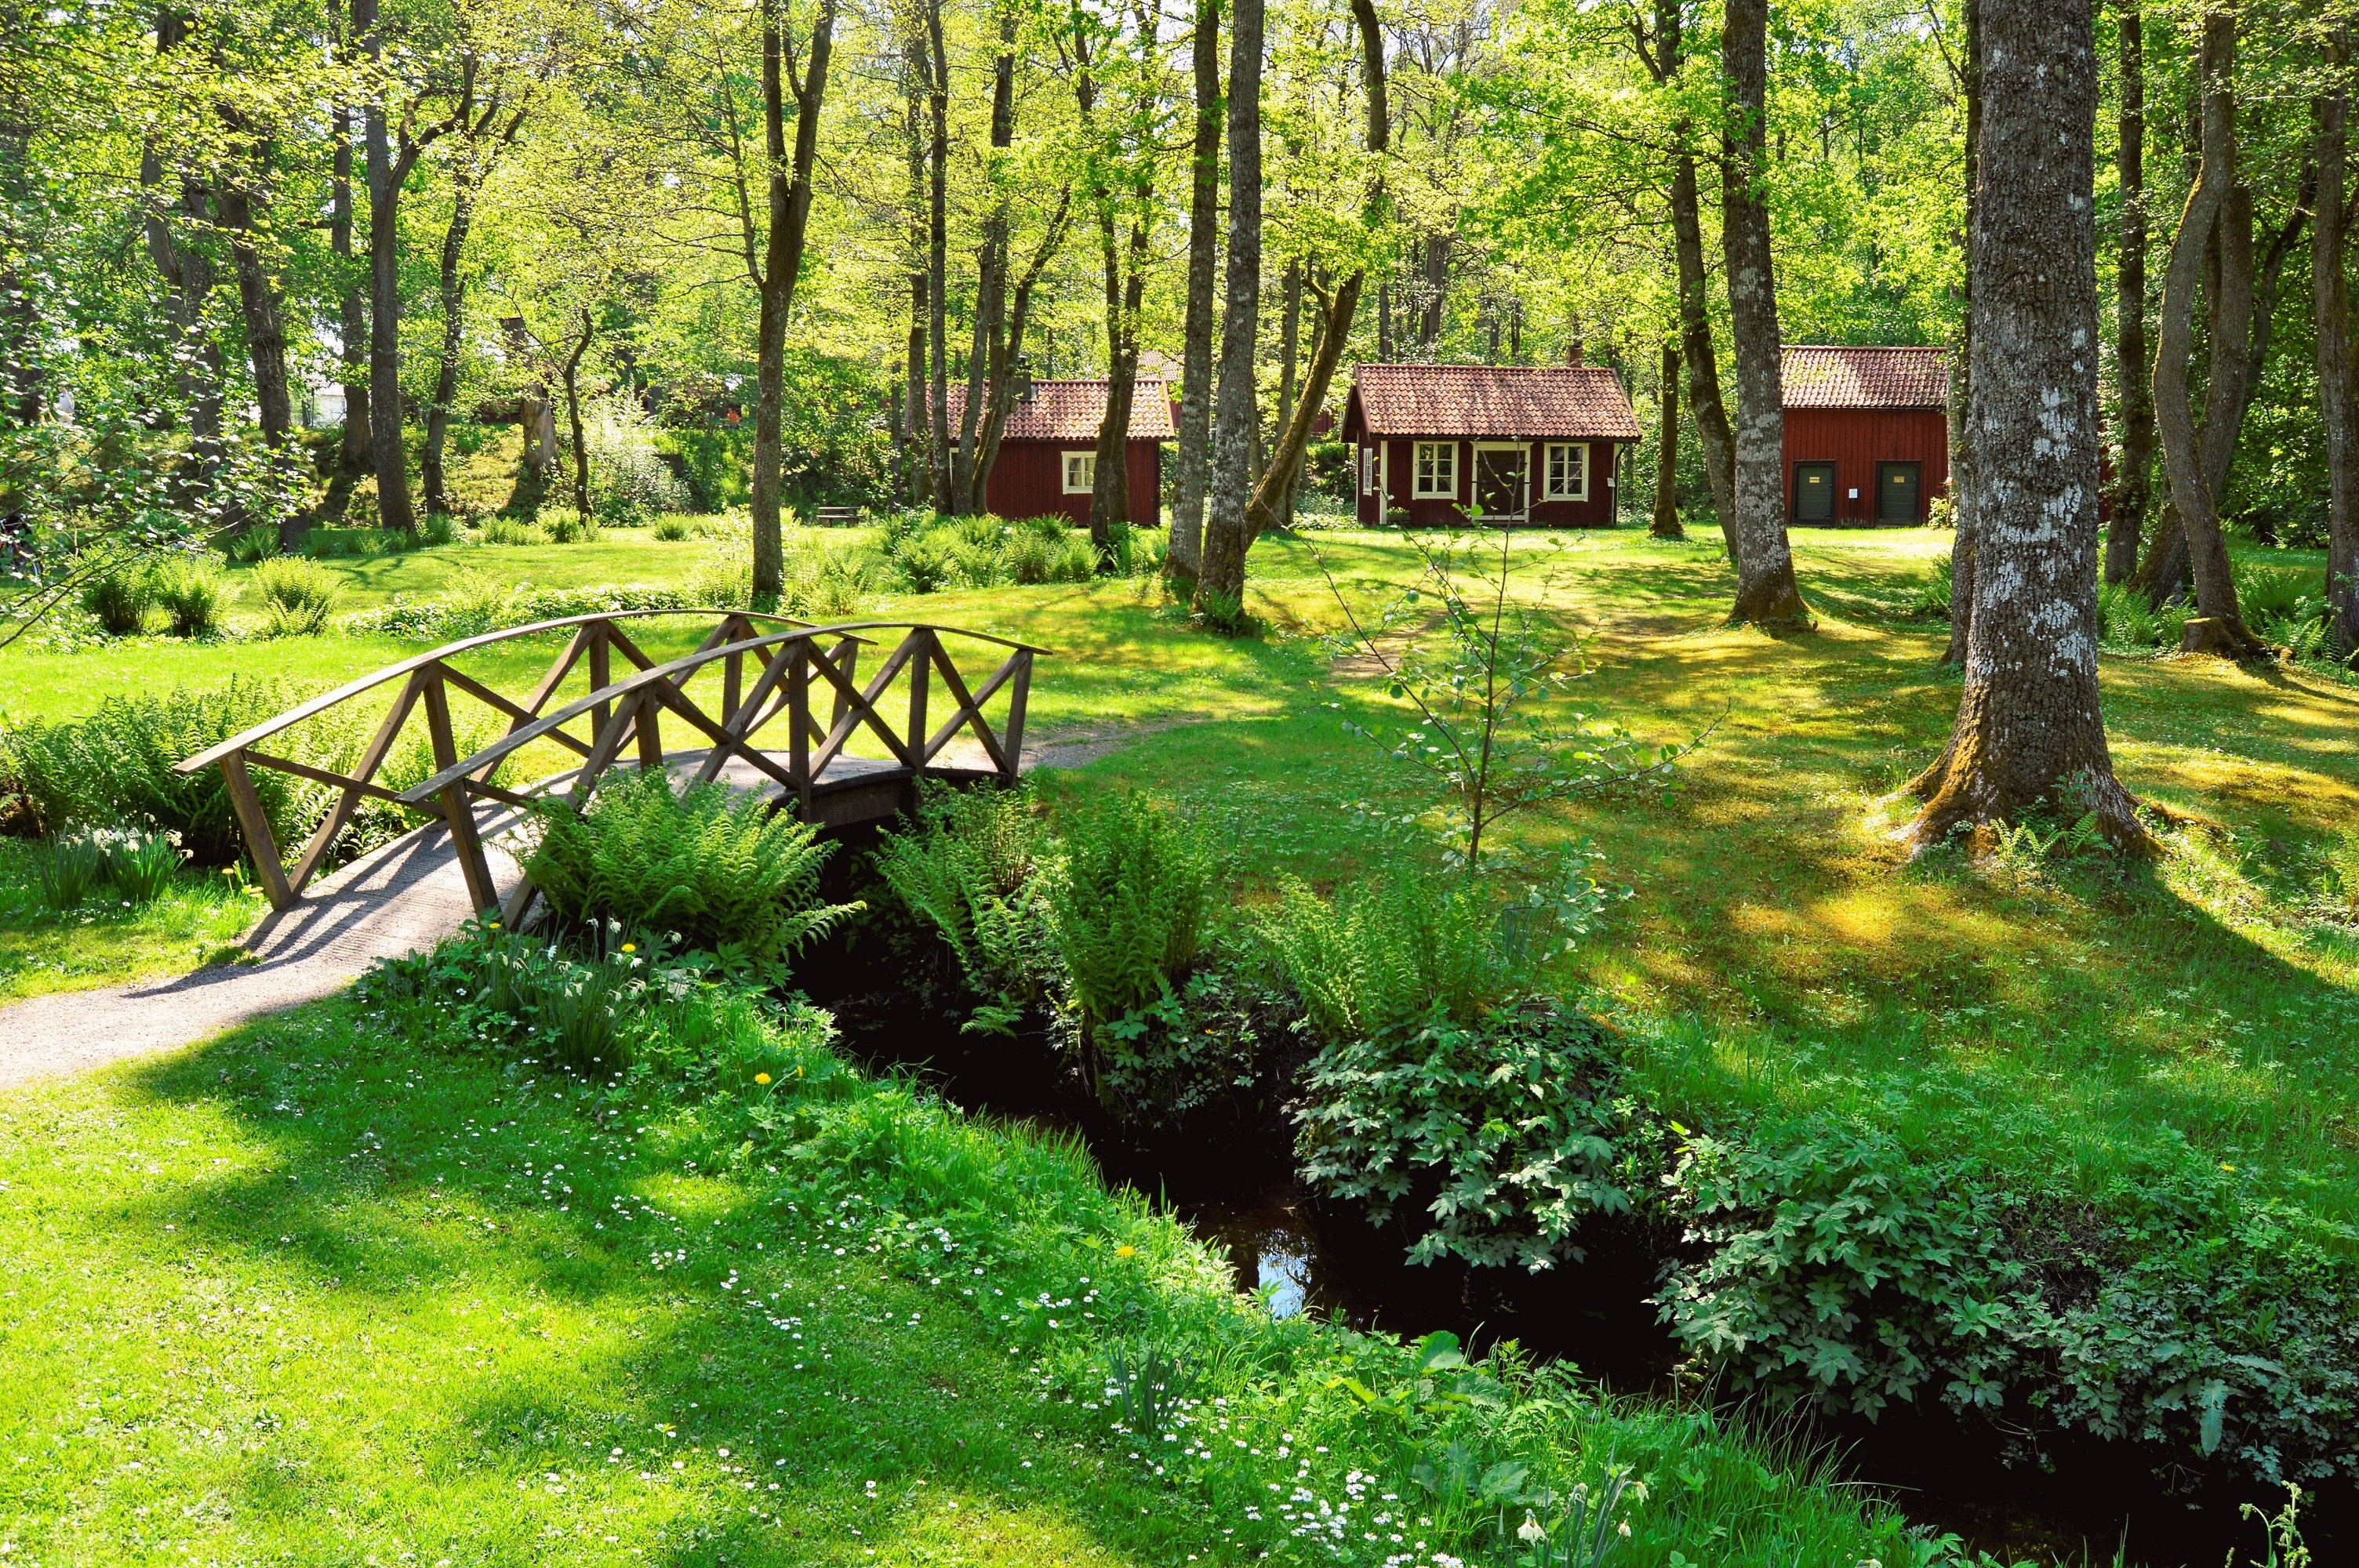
[1341,364,1641,528]
[939,379,1172,527]
[1780,346,1950,524]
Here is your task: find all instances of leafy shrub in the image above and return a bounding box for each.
[97,826,187,902]
[652,514,692,542]
[2321,826,2359,921]
[151,558,227,637]
[223,523,280,564]
[362,916,649,1073]
[79,570,152,636]
[1295,997,1644,1270]
[1052,790,1210,1032]
[779,533,877,619]
[1005,522,1096,586]
[481,517,548,546]
[1656,1120,2359,1485]
[1106,522,1167,579]
[521,768,860,961]
[544,510,600,544]
[34,834,107,909]
[1911,552,1952,619]
[1261,871,1509,1043]
[246,555,343,637]
[871,784,1060,1034]
[1092,955,1293,1133]
[891,529,961,594]
[346,576,718,643]
[583,392,693,518]
[1,677,325,864]
[2097,579,2190,651]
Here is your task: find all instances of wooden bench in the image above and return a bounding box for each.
[812,506,861,527]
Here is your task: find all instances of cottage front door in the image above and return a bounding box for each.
[1473,445,1528,522]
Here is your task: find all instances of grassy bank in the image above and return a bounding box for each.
[0,978,1932,1566]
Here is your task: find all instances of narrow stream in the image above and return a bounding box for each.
[815,973,2344,1568]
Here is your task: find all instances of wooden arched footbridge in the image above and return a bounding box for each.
[176,608,1043,924]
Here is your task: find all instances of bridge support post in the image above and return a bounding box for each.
[219,750,294,909]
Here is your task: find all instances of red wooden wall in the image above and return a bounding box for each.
[982,441,1163,526]
[1779,408,1949,524]
[1355,437,1621,528]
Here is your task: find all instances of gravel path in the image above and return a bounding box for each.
[0,810,523,1091]
[0,724,1202,1091]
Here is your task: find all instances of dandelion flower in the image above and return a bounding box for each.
[622,942,637,954]
[755,1073,772,1085]
[1115,1244,1136,1259]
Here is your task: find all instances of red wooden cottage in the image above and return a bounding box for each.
[1780,346,1950,524]
[1341,364,1641,528]
[939,379,1172,527]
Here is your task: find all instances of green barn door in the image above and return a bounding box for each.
[1793,463,1835,523]
[1877,462,1922,522]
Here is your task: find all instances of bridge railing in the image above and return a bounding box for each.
[175,609,1042,916]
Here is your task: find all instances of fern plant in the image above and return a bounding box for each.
[1052,790,1210,1031]
[1260,871,1509,1044]
[522,769,859,961]
[871,784,1061,1033]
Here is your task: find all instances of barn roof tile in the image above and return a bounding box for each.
[936,379,1175,441]
[1347,364,1641,440]
[1780,346,1950,409]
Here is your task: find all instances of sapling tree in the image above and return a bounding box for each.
[1307,524,1699,877]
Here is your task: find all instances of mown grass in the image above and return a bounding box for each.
[8,524,2357,1215]
[0,990,1927,1566]
[0,839,260,1003]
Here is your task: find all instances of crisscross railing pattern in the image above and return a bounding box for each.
[176,611,1042,917]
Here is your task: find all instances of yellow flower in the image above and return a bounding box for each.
[622,942,637,954]
[754,1073,772,1085]
[2221,1162,2236,1172]
[1114,1244,1136,1259]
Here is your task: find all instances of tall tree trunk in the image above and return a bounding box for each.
[973,192,1072,503]
[1377,281,1393,361]
[1274,258,1300,529]
[143,10,224,513]
[902,48,928,510]
[2231,195,2312,543]
[1083,4,1158,553]
[1941,0,1982,663]
[924,0,951,514]
[356,0,423,534]
[215,129,291,463]
[1652,341,1683,538]
[562,307,593,518]
[2106,0,2154,585]
[2146,6,2263,655]
[750,0,838,593]
[421,167,479,519]
[1669,154,1737,558]
[332,99,370,477]
[1194,0,1264,620]
[1907,0,2141,850]
[1169,0,1222,579]
[1418,233,1449,348]
[1235,0,1385,543]
[954,6,1018,515]
[1720,0,1806,624]
[2320,22,2359,660]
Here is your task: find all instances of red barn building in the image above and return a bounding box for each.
[1780,346,1950,524]
[938,379,1172,526]
[1342,363,1641,528]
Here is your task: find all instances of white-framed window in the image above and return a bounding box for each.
[1062,450,1096,493]
[1361,445,1377,495]
[1543,442,1588,500]
[1412,441,1457,498]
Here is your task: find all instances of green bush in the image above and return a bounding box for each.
[521,768,860,961]
[481,517,548,546]
[652,514,692,542]
[151,558,227,637]
[1911,552,1952,620]
[1052,790,1210,1032]
[891,529,960,594]
[871,784,1060,1034]
[2096,579,2191,651]
[34,835,108,909]
[246,556,343,637]
[1260,871,1510,1044]
[545,510,601,544]
[79,571,151,636]
[1296,998,1647,1270]
[1655,1120,2359,1486]
[0,677,324,865]
[223,523,280,564]
[96,826,187,903]
[362,916,645,1073]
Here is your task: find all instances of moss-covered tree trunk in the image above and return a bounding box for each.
[1652,343,1684,539]
[1907,0,2142,851]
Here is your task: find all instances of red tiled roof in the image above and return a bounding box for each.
[1780,346,1949,409]
[1346,364,1641,440]
[933,379,1174,441]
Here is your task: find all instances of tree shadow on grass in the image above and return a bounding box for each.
[75,1022,1220,1567]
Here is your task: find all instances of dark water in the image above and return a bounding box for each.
[809,967,2342,1568]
